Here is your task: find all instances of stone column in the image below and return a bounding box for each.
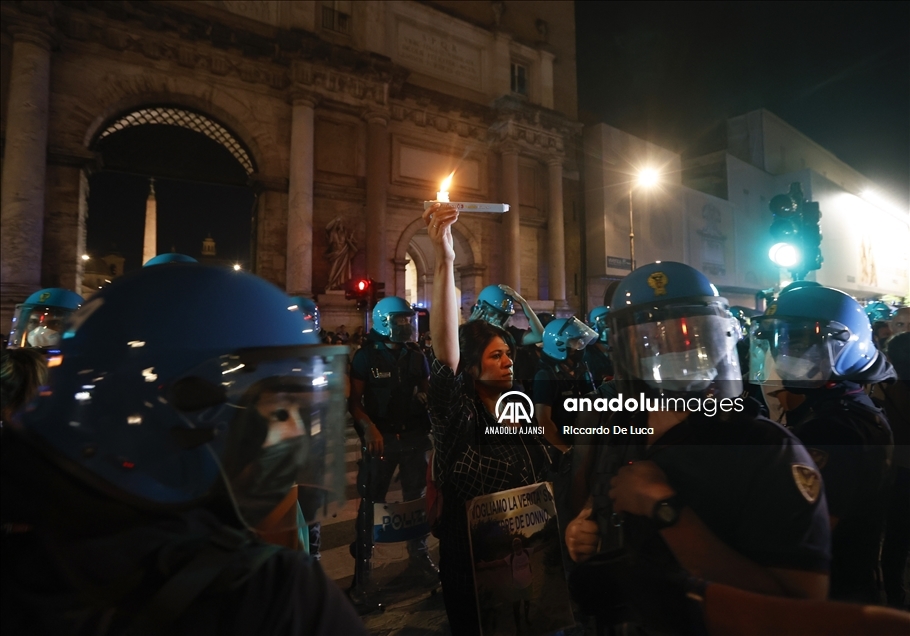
[392,257,409,300]
[1,27,53,322]
[500,145,521,291]
[364,111,390,285]
[547,156,567,309]
[286,92,318,296]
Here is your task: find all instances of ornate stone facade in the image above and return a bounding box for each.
[0,1,583,332]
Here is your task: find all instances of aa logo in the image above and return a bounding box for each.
[494,391,534,425]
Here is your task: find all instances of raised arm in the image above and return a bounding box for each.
[424,203,460,371]
[499,284,545,345]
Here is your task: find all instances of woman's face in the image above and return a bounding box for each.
[475,336,514,391]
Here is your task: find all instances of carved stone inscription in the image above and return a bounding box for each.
[396,21,482,90]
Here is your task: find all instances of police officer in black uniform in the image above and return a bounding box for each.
[751,284,896,603]
[348,296,436,605]
[566,262,831,634]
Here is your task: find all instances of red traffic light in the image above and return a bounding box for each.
[345,278,372,300]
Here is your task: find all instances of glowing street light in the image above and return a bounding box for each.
[233,263,241,271]
[81,254,90,261]
[629,168,660,271]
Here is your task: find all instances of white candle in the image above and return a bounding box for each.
[436,173,453,202]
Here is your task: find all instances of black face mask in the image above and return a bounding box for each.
[231,436,307,526]
[568,348,585,364]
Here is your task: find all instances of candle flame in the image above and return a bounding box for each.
[440,172,454,192]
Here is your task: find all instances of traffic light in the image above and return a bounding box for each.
[345,278,372,301]
[767,182,823,280]
[800,200,823,273]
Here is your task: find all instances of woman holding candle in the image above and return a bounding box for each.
[423,203,549,634]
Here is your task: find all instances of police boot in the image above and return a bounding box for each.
[349,495,383,613]
[348,557,384,614]
[407,539,439,587]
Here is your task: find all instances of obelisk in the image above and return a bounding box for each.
[142,178,157,265]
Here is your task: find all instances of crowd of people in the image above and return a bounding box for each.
[1,205,909,635]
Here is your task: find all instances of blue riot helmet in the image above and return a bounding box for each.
[609,262,742,398]
[289,296,321,342]
[542,317,598,361]
[864,301,893,325]
[470,285,516,328]
[588,306,610,343]
[8,287,84,350]
[750,285,878,389]
[143,253,197,266]
[372,296,417,343]
[779,280,821,295]
[14,264,348,528]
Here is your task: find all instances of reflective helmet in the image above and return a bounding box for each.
[588,306,610,343]
[864,301,893,325]
[542,317,598,361]
[289,296,320,342]
[14,264,347,527]
[470,285,516,328]
[750,285,877,388]
[8,288,84,350]
[143,253,197,266]
[372,296,417,343]
[609,262,742,398]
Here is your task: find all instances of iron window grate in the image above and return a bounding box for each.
[98,107,254,175]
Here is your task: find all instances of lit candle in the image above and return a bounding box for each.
[437,173,453,202]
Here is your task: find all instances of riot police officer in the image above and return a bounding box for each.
[534,316,598,452]
[7,287,83,350]
[751,284,896,603]
[470,284,547,397]
[1,263,363,634]
[584,306,614,389]
[566,262,830,632]
[348,296,436,605]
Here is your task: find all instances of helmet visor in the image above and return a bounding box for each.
[8,305,74,349]
[388,312,418,343]
[561,317,599,350]
[199,345,349,526]
[749,319,848,388]
[611,305,742,397]
[470,303,512,329]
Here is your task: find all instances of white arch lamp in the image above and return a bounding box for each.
[424,172,509,213]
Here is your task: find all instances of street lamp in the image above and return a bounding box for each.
[629,168,660,271]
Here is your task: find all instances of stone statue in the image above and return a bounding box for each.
[325,216,358,292]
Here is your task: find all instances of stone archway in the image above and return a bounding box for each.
[82,104,260,286]
[58,76,294,288]
[394,216,484,320]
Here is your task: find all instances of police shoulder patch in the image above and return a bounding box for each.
[791,464,822,503]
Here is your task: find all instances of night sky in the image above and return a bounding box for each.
[86,171,254,272]
[576,1,910,208]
